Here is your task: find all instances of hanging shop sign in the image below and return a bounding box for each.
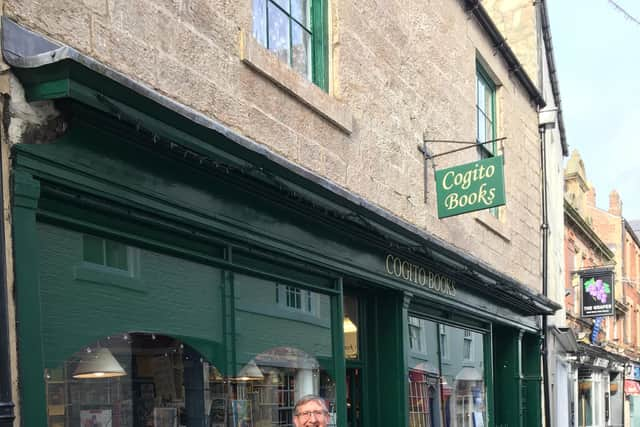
[384,254,456,297]
[626,364,640,381]
[580,269,615,318]
[434,156,506,219]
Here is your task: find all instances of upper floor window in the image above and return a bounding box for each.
[82,235,131,273]
[409,316,425,354]
[439,324,449,360]
[463,329,473,361]
[476,64,496,159]
[252,0,328,90]
[276,284,318,315]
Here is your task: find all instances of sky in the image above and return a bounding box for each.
[547,1,640,220]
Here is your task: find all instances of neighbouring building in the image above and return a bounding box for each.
[564,150,640,427]
[586,180,640,427]
[0,1,559,427]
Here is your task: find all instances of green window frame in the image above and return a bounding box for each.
[252,0,328,91]
[476,64,496,159]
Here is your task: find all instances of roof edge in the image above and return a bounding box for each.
[463,0,546,108]
[539,0,569,156]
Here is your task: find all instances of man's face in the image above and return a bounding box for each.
[293,400,328,427]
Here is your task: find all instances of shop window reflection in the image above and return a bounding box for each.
[45,335,336,427]
[234,272,336,426]
[234,347,336,427]
[408,317,486,427]
[45,333,217,426]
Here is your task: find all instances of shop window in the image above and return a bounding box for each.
[408,318,486,427]
[476,63,499,217]
[45,332,226,427]
[251,0,328,90]
[476,64,496,159]
[45,332,337,427]
[235,273,336,426]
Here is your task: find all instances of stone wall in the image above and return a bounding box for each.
[4,0,543,290]
[482,0,540,89]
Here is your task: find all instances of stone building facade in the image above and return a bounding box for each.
[0,1,559,426]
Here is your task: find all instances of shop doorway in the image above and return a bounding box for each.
[344,293,365,427]
[346,367,362,427]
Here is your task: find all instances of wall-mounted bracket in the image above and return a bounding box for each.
[417,134,507,203]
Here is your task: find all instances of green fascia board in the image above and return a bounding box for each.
[12,59,559,318]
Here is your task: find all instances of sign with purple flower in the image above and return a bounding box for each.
[580,269,615,318]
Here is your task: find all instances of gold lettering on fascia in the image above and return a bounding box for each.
[385,254,456,297]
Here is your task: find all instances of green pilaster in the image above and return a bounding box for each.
[484,325,495,427]
[222,246,235,377]
[522,333,542,427]
[332,278,346,427]
[366,290,408,427]
[493,325,523,427]
[12,170,46,426]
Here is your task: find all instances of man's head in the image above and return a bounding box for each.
[293,395,329,427]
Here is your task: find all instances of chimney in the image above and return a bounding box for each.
[609,190,622,216]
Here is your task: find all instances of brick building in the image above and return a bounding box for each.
[564,149,640,427]
[0,1,560,426]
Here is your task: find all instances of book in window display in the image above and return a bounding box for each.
[209,397,227,427]
[80,409,112,426]
[232,400,252,427]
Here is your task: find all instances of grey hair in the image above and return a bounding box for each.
[294,395,328,414]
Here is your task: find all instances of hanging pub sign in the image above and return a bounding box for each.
[580,269,615,318]
[434,156,506,219]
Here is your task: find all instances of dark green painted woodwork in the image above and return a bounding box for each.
[364,291,409,427]
[13,113,541,331]
[332,280,347,427]
[493,326,523,427]
[13,61,557,319]
[311,0,329,91]
[484,329,495,427]
[12,171,47,427]
[522,334,542,427]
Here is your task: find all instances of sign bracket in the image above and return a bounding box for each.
[418,134,507,204]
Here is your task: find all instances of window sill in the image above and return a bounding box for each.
[474,211,511,242]
[74,263,146,293]
[239,30,353,134]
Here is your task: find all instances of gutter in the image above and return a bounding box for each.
[463,0,546,108]
[539,0,569,156]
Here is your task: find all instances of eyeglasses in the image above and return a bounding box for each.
[295,410,328,420]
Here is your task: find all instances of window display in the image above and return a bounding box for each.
[408,317,485,427]
[45,333,336,427]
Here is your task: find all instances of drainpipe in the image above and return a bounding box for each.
[0,105,15,425]
[539,122,551,427]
